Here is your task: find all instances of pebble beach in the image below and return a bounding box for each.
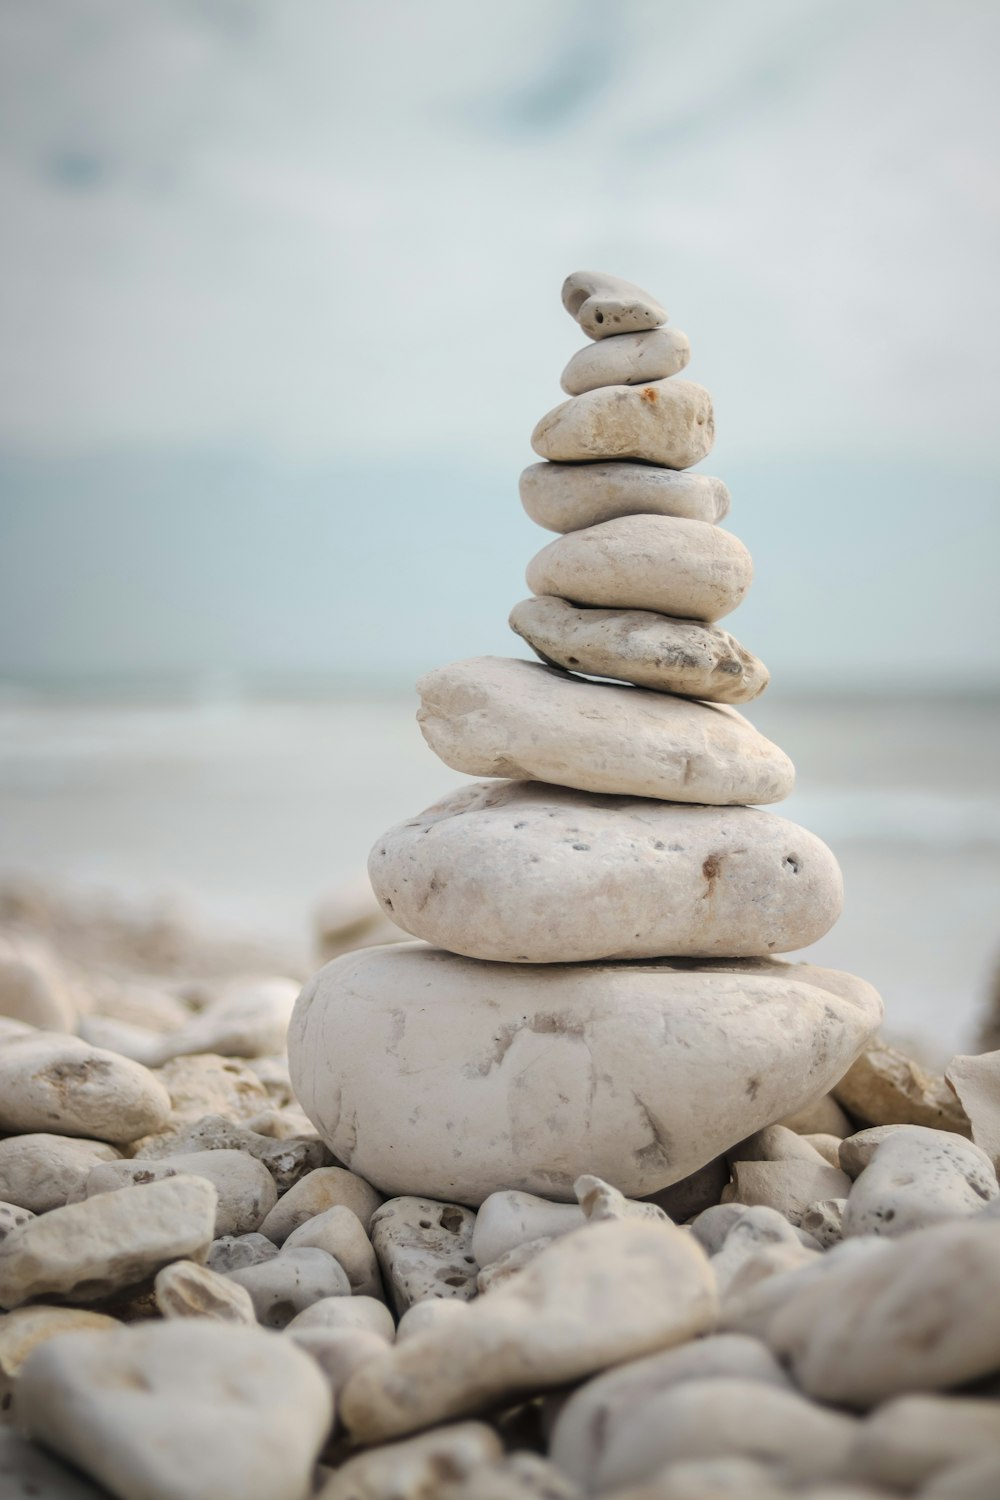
[2,270,1000,1500]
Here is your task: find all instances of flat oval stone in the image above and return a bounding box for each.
[509,596,769,703]
[368,781,842,963]
[561,327,690,395]
[532,379,714,468]
[520,462,730,532]
[562,270,667,339]
[416,657,791,804]
[526,514,751,623]
[0,1034,172,1144]
[288,943,882,1204]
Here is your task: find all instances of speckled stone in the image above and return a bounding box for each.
[532,380,714,470]
[561,269,667,339]
[368,781,841,964]
[509,596,769,703]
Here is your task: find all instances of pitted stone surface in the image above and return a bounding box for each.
[561,270,668,339]
[369,781,841,964]
[370,1196,478,1314]
[509,596,769,703]
[840,1126,997,1237]
[532,379,714,469]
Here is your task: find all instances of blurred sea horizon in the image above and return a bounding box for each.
[2,674,998,1060]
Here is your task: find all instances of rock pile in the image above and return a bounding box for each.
[3,273,1000,1500]
[289,269,883,1206]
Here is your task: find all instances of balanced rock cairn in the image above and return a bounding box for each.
[290,271,884,1206]
[2,280,1000,1498]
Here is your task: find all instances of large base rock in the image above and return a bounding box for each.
[288,943,882,1206]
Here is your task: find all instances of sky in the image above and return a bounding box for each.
[1,0,999,688]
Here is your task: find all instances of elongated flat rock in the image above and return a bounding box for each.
[526,514,751,623]
[338,1220,716,1442]
[520,461,730,531]
[561,327,690,395]
[532,379,713,468]
[417,657,790,803]
[509,596,769,703]
[369,781,839,963]
[562,270,668,339]
[0,1175,217,1308]
[288,943,882,1204]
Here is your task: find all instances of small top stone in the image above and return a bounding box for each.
[562,270,667,341]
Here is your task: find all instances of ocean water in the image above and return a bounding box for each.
[0,684,998,1057]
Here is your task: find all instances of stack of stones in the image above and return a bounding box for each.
[289,271,883,1208]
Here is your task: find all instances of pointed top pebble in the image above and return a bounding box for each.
[562,269,667,340]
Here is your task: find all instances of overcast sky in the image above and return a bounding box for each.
[1,0,999,687]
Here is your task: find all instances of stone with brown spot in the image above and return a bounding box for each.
[368,781,840,964]
[0,1034,171,1145]
[531,380,714,470]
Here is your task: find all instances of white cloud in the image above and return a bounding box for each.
[0,0,998,466]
